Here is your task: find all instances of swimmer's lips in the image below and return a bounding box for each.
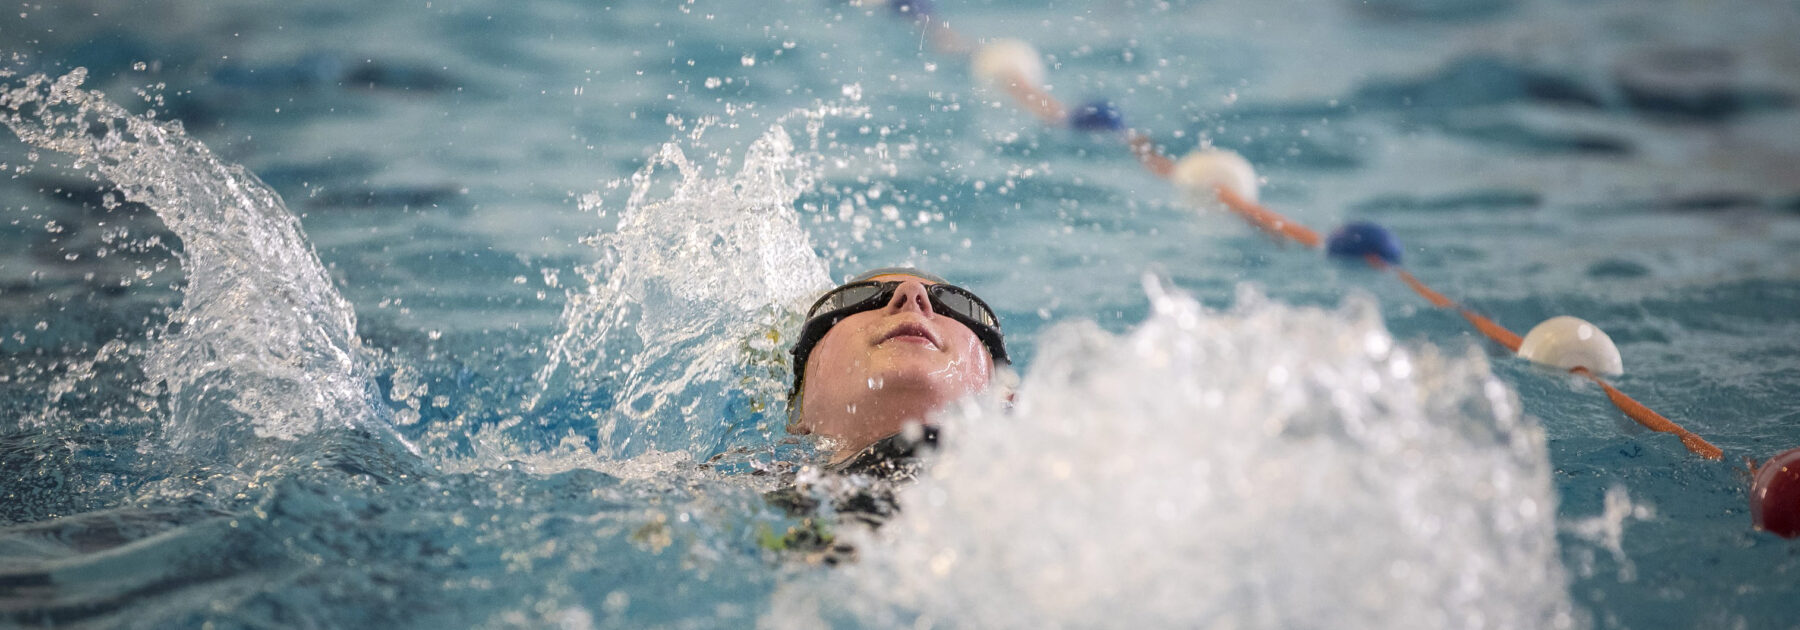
[876,322,941,350]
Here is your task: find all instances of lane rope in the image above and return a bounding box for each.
[868,0,1722,460]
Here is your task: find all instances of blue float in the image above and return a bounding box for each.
[1069,99,1126,131]
[1326,221,1403,265]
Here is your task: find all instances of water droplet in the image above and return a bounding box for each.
[603,591,630,615]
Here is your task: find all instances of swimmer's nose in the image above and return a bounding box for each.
[886,280,935,315]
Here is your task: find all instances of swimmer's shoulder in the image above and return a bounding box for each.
[757,426,940,563]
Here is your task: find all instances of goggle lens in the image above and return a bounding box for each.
[808,283,889,319]
[929,286,995,328]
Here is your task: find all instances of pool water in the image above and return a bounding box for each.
[3,0,1799,627]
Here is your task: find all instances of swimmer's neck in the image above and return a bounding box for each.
[825,422,937,465]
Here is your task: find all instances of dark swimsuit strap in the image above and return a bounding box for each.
[824,425,940,482]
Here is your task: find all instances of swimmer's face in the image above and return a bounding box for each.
[795,274,994,459]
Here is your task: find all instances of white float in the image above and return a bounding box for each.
[1171,149,1259,204]
[972,39,1046,88]
[1517,315,1624,375]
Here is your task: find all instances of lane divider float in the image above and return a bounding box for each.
[863,0,1755,466]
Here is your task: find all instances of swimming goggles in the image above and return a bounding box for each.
[789,279,1010,398]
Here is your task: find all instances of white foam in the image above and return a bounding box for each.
[531,120,835,459]
[777,279,1575,629]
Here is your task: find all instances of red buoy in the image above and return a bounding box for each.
[1751,447,1800,538]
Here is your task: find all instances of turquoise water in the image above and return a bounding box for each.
[3,0,1799,627]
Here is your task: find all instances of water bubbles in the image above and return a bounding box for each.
[1388,353,1412,379]
[1363,330,1393,358]
[603,591,631,616]
[1564,486,1654,581]
[1266,364,1290,386]
[704,77,723,89]
[740,54,756,67]
[841,83,863,101]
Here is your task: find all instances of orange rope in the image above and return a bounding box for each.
[1127,132,1175,178]
[1001,74,1068,125]
[1574,368,1723,460]
[1458,311,1524,354]
[1392,267,1456,308]
[1213,187,1323,248]
[1383,261,1523,351]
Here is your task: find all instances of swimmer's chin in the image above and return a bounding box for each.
[863,361,961,390]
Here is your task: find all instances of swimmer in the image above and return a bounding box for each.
[785,267,1009,471]
[762,267,1008,561]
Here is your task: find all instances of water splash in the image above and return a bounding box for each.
[1562,485,1653,583]
[531,118,837,461]
[777,279,1576,629]
[1,70,398,463]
